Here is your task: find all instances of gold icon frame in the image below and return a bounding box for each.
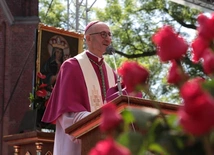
[36,23,84,85]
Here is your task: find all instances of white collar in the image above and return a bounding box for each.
[87,50,103,62]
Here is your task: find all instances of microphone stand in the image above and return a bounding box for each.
[106,45,123,96]
[116,74,123,96]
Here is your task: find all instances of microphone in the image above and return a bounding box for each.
[105,45,121,55]
[105,45,123,96]
[105,45,114,55]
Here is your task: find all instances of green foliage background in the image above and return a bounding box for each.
[39,0,208,104]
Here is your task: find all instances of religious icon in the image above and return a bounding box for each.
[36,23,84,90]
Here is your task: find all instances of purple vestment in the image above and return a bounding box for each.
[42,51,116,123]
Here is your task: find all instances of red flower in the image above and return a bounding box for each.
[118,61,149,93]
[37,72,46,79]
[191,37,209,62]
[202,48,214,75]
[39,83,48,89]
[89,137,131,155]
[36,89,47,97]
[178,78,214,135]
[197,13,214,41]
[180,77,204,102]
[179,94,214,136]
[167,60,188,86]
[152,25,188,62]
[100,103,122,132]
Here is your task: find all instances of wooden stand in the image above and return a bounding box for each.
[3,131,54,155]
[65,95,179,155]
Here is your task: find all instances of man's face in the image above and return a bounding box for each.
[86,23,112,57]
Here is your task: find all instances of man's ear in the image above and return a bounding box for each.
[85,35,91,42]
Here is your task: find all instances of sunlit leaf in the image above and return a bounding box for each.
[149,143,169,155]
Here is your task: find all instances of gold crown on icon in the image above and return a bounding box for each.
[49,35,68,49]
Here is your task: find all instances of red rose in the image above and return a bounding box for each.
[179,94,214,136]
[100,103,123,132]
[202,48,214,75]
[152,25,188,62]
[89,137,131,155]
[180,77,205,102]
[197,13,214,41]
[118,61,149,93]
[191,37,209,62]
[36,89,47,97]
[178,77,214,135]
[167,60,188,86]
[37,72,46,79]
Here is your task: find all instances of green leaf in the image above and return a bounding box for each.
[166,114,182,131]
[121,109,135,124]
[202,79,214,97]
[117,131,144,155]
[28,93,35,102]
[149,143,169,155]
[121,109,135,131]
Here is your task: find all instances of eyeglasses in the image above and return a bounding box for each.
[89,31,112,39]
